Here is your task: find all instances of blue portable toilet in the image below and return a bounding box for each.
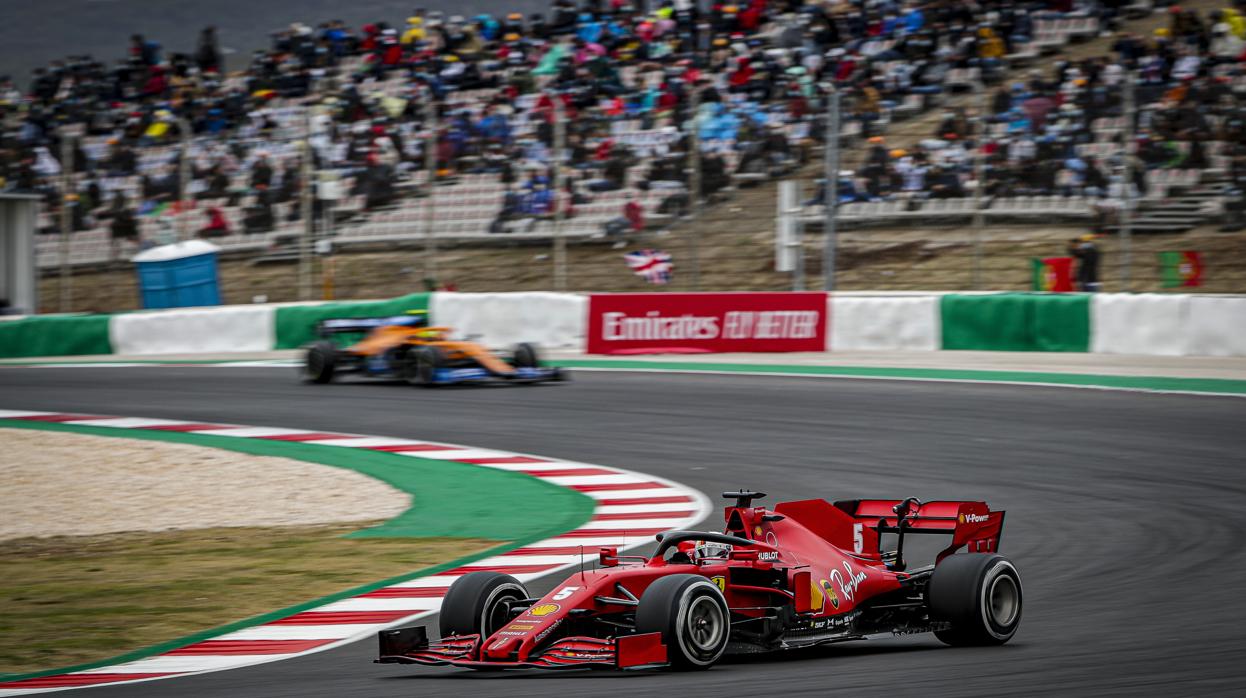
[132,240,222,309]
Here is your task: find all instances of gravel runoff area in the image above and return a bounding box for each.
[0,428,410,540]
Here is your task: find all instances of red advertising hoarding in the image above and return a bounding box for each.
[586,292,827,354]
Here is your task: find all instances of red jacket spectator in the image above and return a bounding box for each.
[199,207,229,238]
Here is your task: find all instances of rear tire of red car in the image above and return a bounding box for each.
[927,553,1023,647]
[303,342,337,384]
[635,574,730,670]
[438,571,529,639]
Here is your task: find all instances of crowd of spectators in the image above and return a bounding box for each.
[2,1,1243,264]
[823,3,1246,234]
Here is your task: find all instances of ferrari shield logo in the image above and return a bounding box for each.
[711,576,726,592]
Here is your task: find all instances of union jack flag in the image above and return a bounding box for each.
[624,249,673,284]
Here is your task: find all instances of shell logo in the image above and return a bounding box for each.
[821,580,840,609]
[528,603,560,617]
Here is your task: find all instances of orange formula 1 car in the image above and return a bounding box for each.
[301,314,567,386]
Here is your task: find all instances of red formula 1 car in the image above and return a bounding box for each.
[377,491,1021,671]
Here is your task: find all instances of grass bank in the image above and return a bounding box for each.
[0,525,495,675]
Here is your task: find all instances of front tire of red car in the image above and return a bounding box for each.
[927,553,1023,647]
[635,574,730,670]
[438,571,528,639]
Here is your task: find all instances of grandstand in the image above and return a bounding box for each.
[4,0,1246,310]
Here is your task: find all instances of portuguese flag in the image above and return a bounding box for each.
[1031,257,1074,292]
[1159,251,1203,288]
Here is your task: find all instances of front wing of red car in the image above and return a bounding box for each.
[376,626,668,670]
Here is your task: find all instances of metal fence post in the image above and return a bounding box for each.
[687,85,702,290]
[822,86,841,292]
[552,94,567,291]
[178,118,192,242]
[423,91,438,288]
[299,110,314,301]
[1119,71,1136,292]
[972,82,986,290]
[58,128,74,312]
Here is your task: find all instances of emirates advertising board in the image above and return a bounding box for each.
[586,292,828,354]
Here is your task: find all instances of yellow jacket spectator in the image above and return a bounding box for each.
[402,17,425,45]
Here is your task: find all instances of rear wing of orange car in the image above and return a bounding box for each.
[834,498,1005,569]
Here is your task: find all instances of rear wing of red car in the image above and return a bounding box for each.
[834,498,1005,568]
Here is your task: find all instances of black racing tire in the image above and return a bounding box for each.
[303,342,338,384]
[404,345,444,386]
[635,574,730,670]
[927,553,1023,646]
[511,342,540,369]
[438,572,528,639]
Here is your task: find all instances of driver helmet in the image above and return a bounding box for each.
[691,540,733,562]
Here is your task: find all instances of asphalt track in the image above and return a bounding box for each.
[2,366,1245,696]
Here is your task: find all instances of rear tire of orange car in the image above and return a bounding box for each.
[511,342,540,369]
[438,571,529,639]
[635,574,730,670]
[927,553,1023,646]
[303,342,337,384]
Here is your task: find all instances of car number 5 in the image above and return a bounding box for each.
[853,523,863,554]
[552,586,579,601]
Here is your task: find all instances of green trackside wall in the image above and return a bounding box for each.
[0,314,113,358]
[272,293,431,350]
[939,293,1091,352]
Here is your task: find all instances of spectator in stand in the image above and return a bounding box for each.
[249,152,273,190]
[198,206,230,238]
[196,27,222,74]
[243,185,275,233]
[106,191,138,260]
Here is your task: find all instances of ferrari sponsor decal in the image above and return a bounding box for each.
[758,551,779,562]
[754,525,763,536]
[498,631,529,637]
[711,576,727,592]
[798,611,859,633]
[506,622,537,631]
[829,562,867,604]
[535,619,561,642]
[551,586,580,601]
[960,512,989,524]
[820,579,840,609]
[528,603,560,617]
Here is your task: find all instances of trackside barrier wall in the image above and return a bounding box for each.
[939,293,1091,352]
[2,291,1246,359]
[273,293,430,349]
[0,314,113,358]
[1186,297,1246,357]
[429,292,585,350]
[1091,294,1192,356]
[829,295,940,351]
[111,305,276,355]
